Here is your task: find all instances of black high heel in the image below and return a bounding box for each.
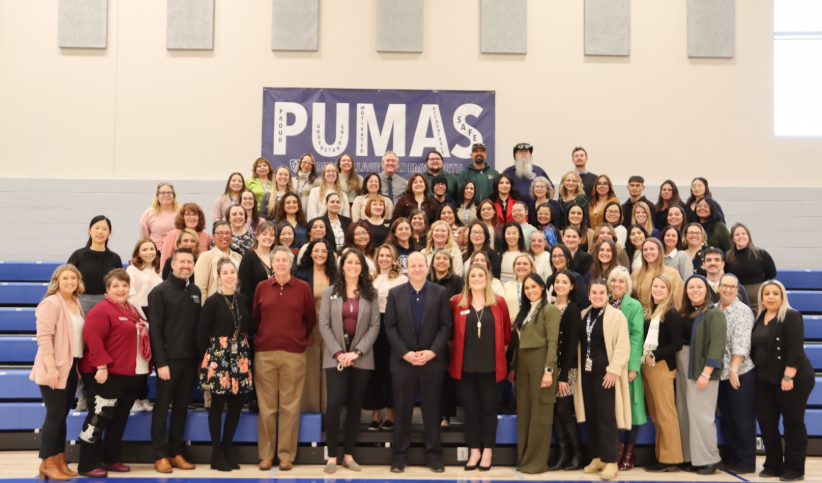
[210,448,232,472]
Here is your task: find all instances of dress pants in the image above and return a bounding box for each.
[675,348,721,466]
[324,367,371,458]
[516,348,555,473]
[301,324,327,412]
[151,358,197,460]
[718,371,757,471]
[78,372,145,472]
[641,360,683,464]
[392,368,444,461]
[581,353,618,463]
[38,359,79,459]
[255,350,307,461]
[458,372,498,449]
[756,376,815,476]
[362,314,393,411]
[743,283,761,314]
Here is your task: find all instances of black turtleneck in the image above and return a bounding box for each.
[67,247,123,295]
[147,274,202,367]
[581,306,607,355]
[725,246,777,285]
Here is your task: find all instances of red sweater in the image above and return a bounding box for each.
[253,276,316,353]
[449,295,512,382]
[80,299,151,375]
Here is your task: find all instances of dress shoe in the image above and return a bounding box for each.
[155,458,173,474]
[78,468,107,478]
[39,457,70,481]
[464,461,479,471]
[618,444,635,470]
[103,462,130,472]
[279,459,293,471]
[169,455,195,470]
[222,445,240,470]
[697,463,719,475]
[761,467,782,478]
[645,462,679,472]
[440,418,450,429]
[210,449,231,472]
[729,465,756,474]
[781,471,804,482]
[617,443,625,463]
[258,459,273,470]
[54,453,78,477]
[428,459,445,473]
[390,459,406,473]
[678,462,697,472]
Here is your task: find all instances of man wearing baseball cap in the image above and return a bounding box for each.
[457,143,499,202]
[502,143,551,206]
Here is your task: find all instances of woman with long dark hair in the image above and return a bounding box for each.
[214,172,244,223]
[458,181,479,226]
[464,221,502,279]
[273,192,308,247]
[509,273,561,474]
[684,177,725,224]
[497,222,527,284]
[725,223,777,313]
[319,249,380,473]
[385,217,415,275]
[653,180,684,230]
[695,198,731,252]
[490,173,521,224]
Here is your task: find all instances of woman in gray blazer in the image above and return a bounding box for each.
[319,248,381,474]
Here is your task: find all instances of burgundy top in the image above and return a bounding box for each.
[342,298,359,336]
[80,299,152,375]
[253,276,317,354]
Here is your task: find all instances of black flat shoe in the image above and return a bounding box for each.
[381,420,395,430]
[390,460,405,473]
[678,462,697,472]
[367,421,381,431]
[427,460,445,473]
[697,463,719,475]
[761,467,782,478]
[781,471,804,482]
[645,462,679,472]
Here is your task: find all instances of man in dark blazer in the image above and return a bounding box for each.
[384,252,453,473]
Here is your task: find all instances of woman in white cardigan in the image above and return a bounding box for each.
[574,278,632,481]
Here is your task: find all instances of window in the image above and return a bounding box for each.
[774,0,822,136]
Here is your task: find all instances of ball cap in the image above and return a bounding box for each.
[471,143,487,152]
[514,143,533,157]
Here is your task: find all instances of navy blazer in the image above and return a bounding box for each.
[384,281,452,373]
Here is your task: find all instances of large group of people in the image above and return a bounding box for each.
[30,144,807,482]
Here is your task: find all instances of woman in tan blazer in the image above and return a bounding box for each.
[318,248,381,474]
[573,278,631,481]
[30,264,86,480]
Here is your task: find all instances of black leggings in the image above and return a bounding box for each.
[325,367,371,458]
[208,392,246,449]
[582,354,618,463]
[38,359,79,459]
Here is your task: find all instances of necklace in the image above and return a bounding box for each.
[474,304,485,338]
[348,298,355,313]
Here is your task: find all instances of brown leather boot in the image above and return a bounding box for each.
[155,458,173,474]
[618,444,635,471]
[169,455,195,470]
[39,457,70,481]
[54,453,78,477]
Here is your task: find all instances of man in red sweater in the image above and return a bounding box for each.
[253,246,316,471]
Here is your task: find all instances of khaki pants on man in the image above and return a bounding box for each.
[255,350,307,462]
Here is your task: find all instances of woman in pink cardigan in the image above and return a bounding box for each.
[30,264,87,480]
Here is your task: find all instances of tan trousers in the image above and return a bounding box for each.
[642,359,683,464]
[255,350,307,461]
[301,324,327,413]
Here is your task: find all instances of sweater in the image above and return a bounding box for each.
[126,265,162,312]
[685,301,727,381]
[237,250,273,312]
[556,302,582,383]
[197,291,251,356]
[147,275,202,366]
[725,246,777,285]
[67,247,123,295]
[702,221,731,252]
[351,194,394,222]
[253,276,316,353]
[80,299,149,375]
[392,194,439,224]
[139,209,178,252]
[458,164,499,202]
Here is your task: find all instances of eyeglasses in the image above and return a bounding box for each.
[551,254,565,260]
[354,231,369,237]
[158,191,174,196]
[183,213,198,218]
[719,284,738,291]
[214,232,232,237]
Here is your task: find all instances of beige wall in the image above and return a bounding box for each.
[0,0,819,185]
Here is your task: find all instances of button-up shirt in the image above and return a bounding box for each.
[720,298,755,380]
[408,282,428,341]
[378,172,407,205]
[252,276,316,353]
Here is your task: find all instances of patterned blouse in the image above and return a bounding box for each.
[231,231,256,257]
[720,298,755,380]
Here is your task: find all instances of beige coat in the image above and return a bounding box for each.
[194,246,243,303]
[631,265,684,311]
[573,304,632,430]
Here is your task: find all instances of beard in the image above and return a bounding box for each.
[515,155,533,178]
[428,165,442,175]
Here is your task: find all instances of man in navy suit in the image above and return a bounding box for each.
[384,252,453,473]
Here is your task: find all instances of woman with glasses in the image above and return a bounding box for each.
[159,203,212,268]
[139,183,180,255]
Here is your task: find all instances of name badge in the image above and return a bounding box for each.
[119,317,128,321]
[460,310,470,315]
[191,295,200,304]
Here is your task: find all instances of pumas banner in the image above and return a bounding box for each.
[261,88,495,178]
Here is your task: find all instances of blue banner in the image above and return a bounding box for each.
[261,88,495,178]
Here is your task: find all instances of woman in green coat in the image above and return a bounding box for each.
[509,273,561,474]
[607,266,646,470]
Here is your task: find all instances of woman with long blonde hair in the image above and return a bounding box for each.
[631,238,684,311]
[261,166,295,221]
[307,163,351,219]
[557,171,588,230]
[422,220,464,276]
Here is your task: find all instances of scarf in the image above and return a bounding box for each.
[643,314,661,361]
[104,294,152,361]
[609,295,624,310]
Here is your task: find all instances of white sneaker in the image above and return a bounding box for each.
[75,396,88,412]
[140,399,154,411]
[131,400,144,412]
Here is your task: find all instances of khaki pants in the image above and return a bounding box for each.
[301,324,327,413]
[642,359,683,464]
[255,350,307,461]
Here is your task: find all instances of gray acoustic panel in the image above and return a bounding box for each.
[58,0,108,49]
[167,0,214,50]
[688,0,734,58]
[376,0,423,53]
[584,0,630,56]
[271,0,319,51]
[481,0,527,54]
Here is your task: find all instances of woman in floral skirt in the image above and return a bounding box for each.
[197,258,253,471]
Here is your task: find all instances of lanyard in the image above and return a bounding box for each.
[463,206,470,226]
[584,308,604,371]
[221,292,241,353]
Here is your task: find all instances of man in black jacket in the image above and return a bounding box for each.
[384,252,453,473]
[147,248,201,474]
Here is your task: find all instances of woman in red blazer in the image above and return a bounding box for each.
[491,173,521,225]
[77,269,152,477]
[450,263,512,472]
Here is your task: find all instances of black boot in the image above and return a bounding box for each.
[210,446,231,472]
[222,443,240,470]
[548,420,569,471]
[562,420,584,471]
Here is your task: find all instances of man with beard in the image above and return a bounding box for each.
[458,143,499,202]
[502,143,550,206]
[422,150,459,201]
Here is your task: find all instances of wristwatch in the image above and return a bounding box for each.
[544,368,553,374]
[354,349,363,357]
[783,375,793,381]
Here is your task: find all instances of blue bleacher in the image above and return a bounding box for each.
[788,291,822,314]
[778,270,822,291]
[0,308,36,332]
[0,261,62,282]
[0,336,38,362]
[0,283,49,305]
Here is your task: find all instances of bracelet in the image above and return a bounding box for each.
[700,373,711,379]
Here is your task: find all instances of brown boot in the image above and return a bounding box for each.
[54,453,78,477]
[39,457,70,481]
[169,455,196,470]
[618,444,635,471]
